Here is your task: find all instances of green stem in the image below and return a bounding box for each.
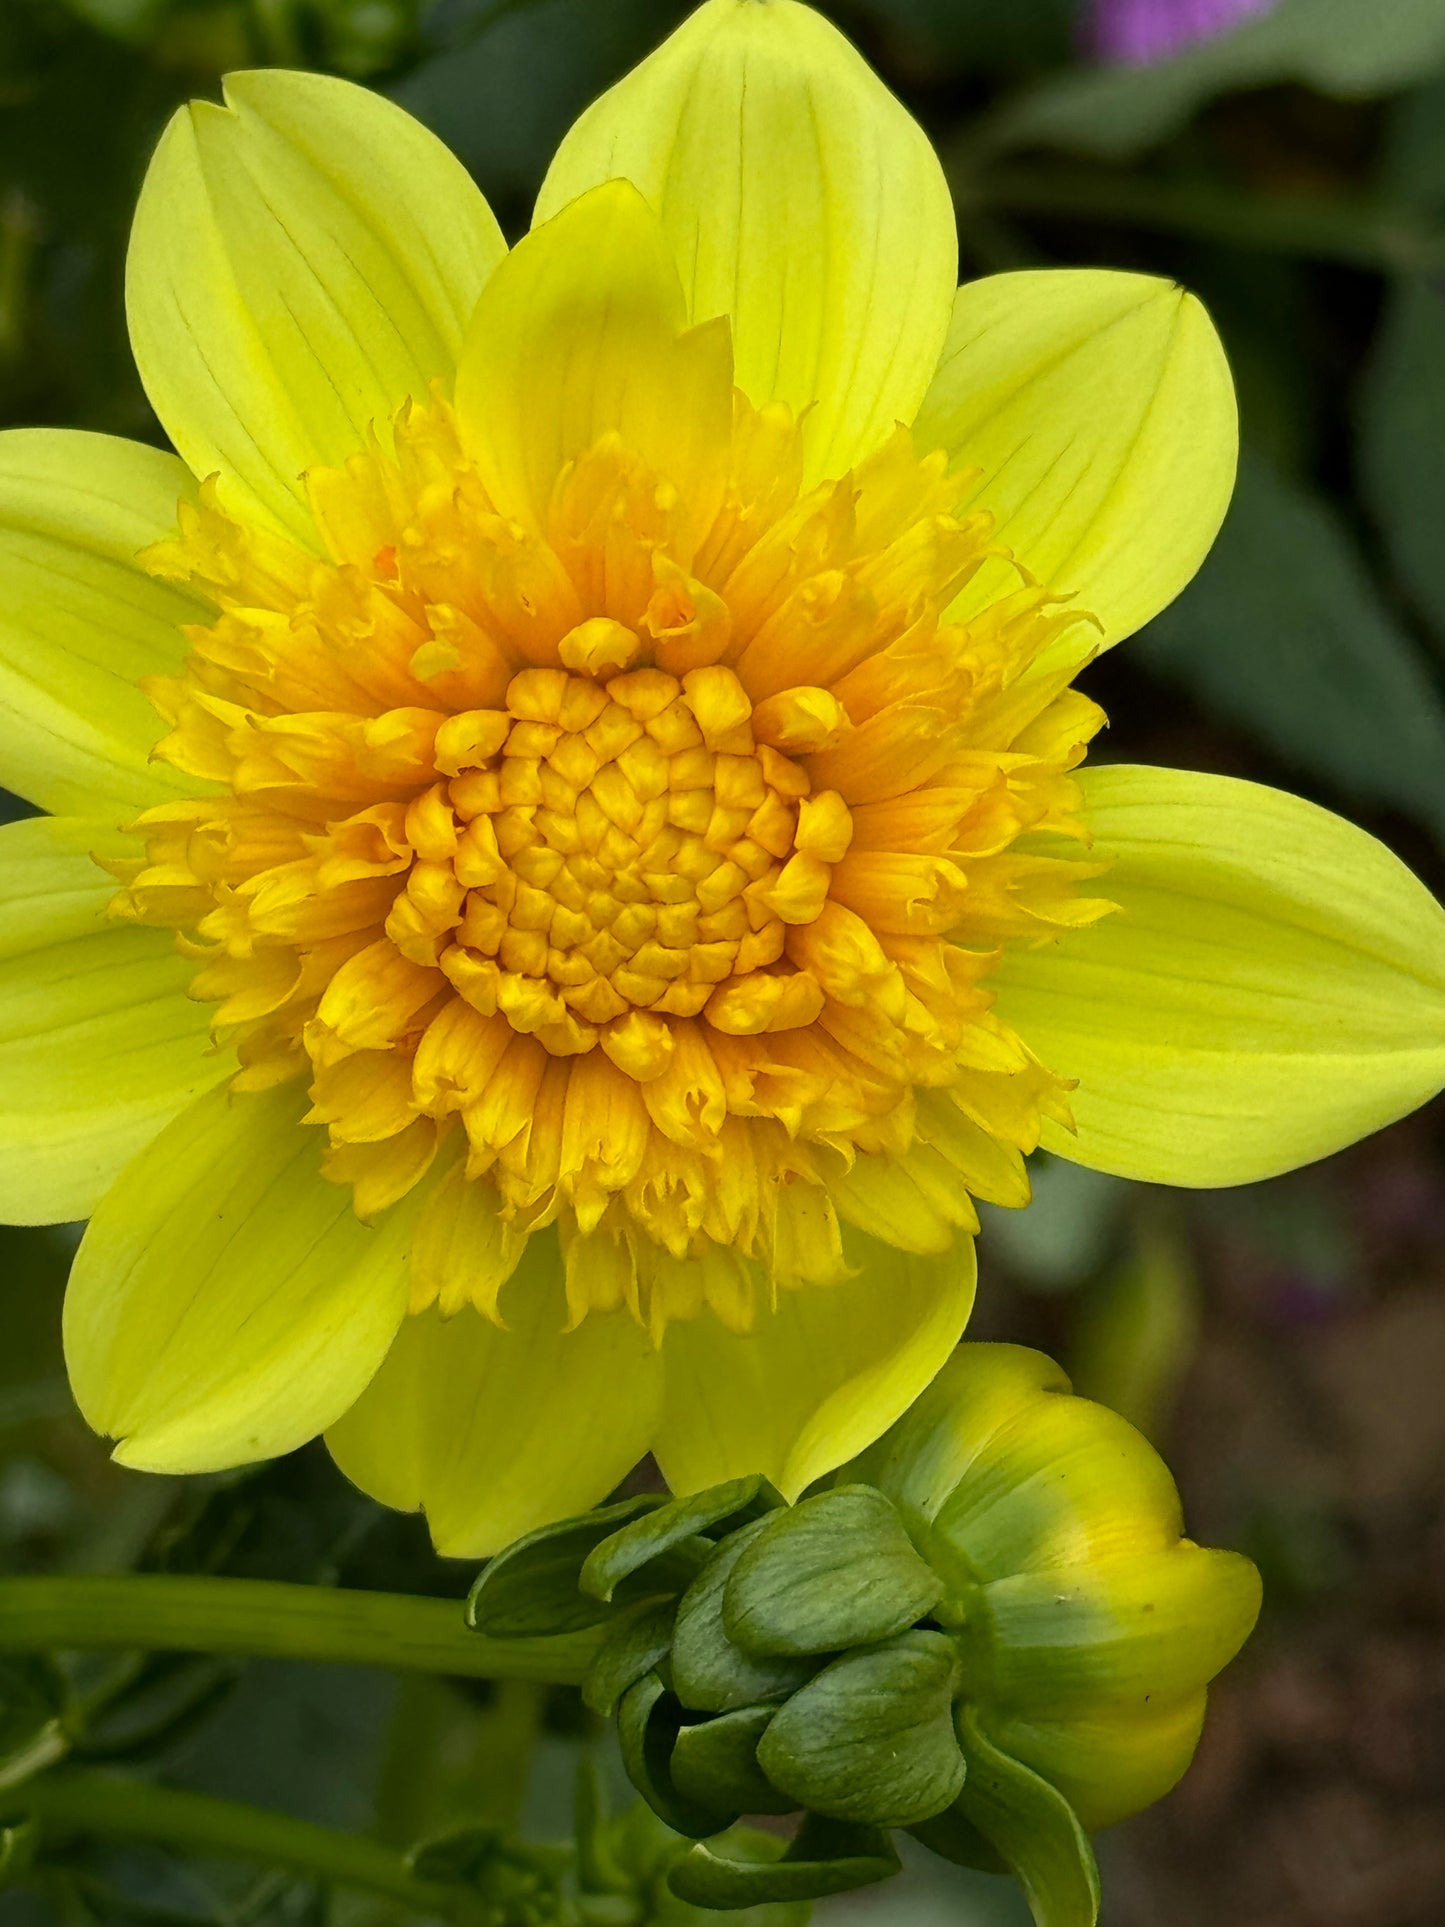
[967,165,1445,275]
[17,1769,463,1916]
[0,1577,597,1684]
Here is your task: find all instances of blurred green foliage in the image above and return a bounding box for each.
[6,0,1445,1921]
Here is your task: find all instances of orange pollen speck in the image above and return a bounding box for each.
[106,388,1112,1335]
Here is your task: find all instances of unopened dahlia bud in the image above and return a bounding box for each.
[467,1344,1261,1924]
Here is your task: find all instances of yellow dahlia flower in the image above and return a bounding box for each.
[3,0,1443,1555]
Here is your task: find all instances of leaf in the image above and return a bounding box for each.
[1359,276,1445,655]
[982,0,1445,159]
[755,1631,965,1830]
[0,1816,40,1891]
[1134,446,1445,843]
[977,1158,1129,1294]
[723,1487,942,1659]
[667,1814,900,1910]
[391,0,679,201]
[580,1476,782,1605]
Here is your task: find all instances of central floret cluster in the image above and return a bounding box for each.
[109,386,1108,1333]
[423,661,840,1047]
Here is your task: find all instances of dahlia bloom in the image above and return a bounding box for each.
[2,0,1442,1554]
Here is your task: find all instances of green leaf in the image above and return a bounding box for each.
[667,1814,900,1910]
[977,1158,1128,1294]
[1135,447,1445,843]
[755,1631,965,1830]
[670,1523,820,1716]
[953,1709,1101,1927]
[617,1673,737,1841]
[584,1602,679,1719]
[670,1705,794,1818]
[467,1495,665,1637]
[0,1816,40,1891]
[0,1656,70,1795]
[581,1476,782,1604]
[723,1487,943,1659]
[981,0,1445,159]
[1359,276,1445,654]
[407,1822,507,1885]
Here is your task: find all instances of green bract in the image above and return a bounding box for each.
[467,1343,1262,1925]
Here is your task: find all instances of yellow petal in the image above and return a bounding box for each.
[453,180,734,539]
[65,1080,414,1471]
[326,1232,663,1556]
[127,70,505,544]
[0,429,209,817]
[654,1231,976,1500]
[913,270,1236,649]
[985,1695,1208,1833]
[992,764,1445,1186]
[972,1545,1262,1711]
[0,815,219,1226]
[535,0,956,483]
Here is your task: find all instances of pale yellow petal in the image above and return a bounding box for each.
[453,179,733,538]
[65,1080,413,1470]
[127,69,505,543]
[991,764,1445,1186]
[0,429,209,817]
[326,1232,663,1556]
[654,1232,976,1500]
[535,0,956,483]
[913,270,1237,649]
[0,815,219,1226]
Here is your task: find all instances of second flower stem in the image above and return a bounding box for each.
[0,1575,598,1684]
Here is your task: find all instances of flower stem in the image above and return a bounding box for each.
[16,1769,465,1916]
[0,1576,598,1684]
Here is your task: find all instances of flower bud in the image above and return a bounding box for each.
[466,1345,1261,1926]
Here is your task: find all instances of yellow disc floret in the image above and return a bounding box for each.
[109,383,1110,1336]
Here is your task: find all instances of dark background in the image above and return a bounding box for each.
[4,2,1445,1922]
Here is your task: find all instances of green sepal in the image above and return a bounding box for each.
[584,1602,678,1718]
[670,1704,794,1818]
[671,1522,820,1715]
[756,1630,965,1830]
[953,1708,1101,1927]
[581,1477,785,1605]
[0,1817,40,1891]
[467,1496,666,1637]
[723,1486,943,1659]
[907,1802,1008,1876]
[617,1672,737,1841]
[668,1813,900,1909]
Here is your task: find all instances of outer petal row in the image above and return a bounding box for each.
[0,815,218,1226]
[126,70,505,544]
[914,269,1238,651]
[64,1080,418,1472]
[994,764,1445,1186]
[0,429,208,819]
[535,0,958,486]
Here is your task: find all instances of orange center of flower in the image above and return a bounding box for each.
[110,388,1109,1335]
[414,662,838,1053]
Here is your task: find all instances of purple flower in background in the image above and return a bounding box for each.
[1091,0,1278,64]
